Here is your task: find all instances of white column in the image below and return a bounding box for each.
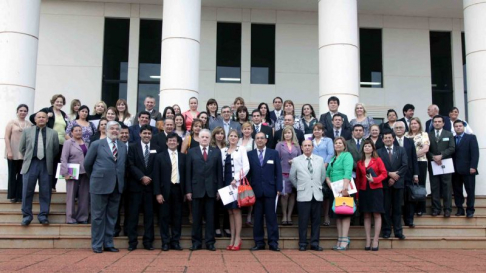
[318,0,359,117]
[159,0,201,112]
[0,0,41,189]
[464,0,486,195]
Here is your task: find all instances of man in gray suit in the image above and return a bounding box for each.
[289,140,326,251]
[209,105,241,137]
[84,121,128,253]
[19,110,59,226]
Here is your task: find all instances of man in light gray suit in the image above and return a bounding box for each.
[19,110,59,226]
[289,140,326,251]
[84,121,127,253]
[209,105,241,137]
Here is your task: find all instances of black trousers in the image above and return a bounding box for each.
[452,173,476,215]
[403,183,415,225]
[159,184,183,245]
[428,164,452,213]
[115,190,129,236]
[297,198,322,247]
[214,201,230,231]
[253,196,279,248]
[416,162,428,213]
[51,144,62,190]
[382,187,403,236]
[126,190,154,247]
[7,159,23,200]
[192,195,215,247]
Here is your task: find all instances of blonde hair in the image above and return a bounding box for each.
[94,101,107,116]
[408,117,424,135]
[354,102,367,117]
[210,126,226,148]
[241,122,252,130]
[281,126,298,145]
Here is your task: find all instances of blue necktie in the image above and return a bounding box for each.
[258,150,264,166]
[456,135,462,145]
[356,139,360,151]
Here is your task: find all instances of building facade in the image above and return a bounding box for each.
[1,0,485,193]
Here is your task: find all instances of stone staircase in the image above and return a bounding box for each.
[1,190,486,249]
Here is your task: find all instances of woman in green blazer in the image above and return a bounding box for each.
[326,137,354,251]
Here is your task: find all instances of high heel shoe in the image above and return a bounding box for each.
[336,237,350,251]
[231,241,242,251]
[226,245,233,250]
[332,237,344,250]
[372,240,379,251]
[365,242,371,251]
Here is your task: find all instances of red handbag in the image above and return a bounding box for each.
[237,170,255,208]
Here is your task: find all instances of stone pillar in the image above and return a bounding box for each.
[464,0,486,195]
[0,0,41,189]
[159,0,201,112]
[318,0,359,117]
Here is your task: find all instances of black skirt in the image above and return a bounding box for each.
[358,181,385,213]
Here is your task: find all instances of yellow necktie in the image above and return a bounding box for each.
[171,152,178,184]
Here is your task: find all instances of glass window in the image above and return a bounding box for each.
[216,23,241,83]
[360,28,383,88]
[102,18,130,108]
[430,31,453,116]
[251,24,275,85]
[138,19,162,112]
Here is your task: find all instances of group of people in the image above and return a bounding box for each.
[4,93,479,253]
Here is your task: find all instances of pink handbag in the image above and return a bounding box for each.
[332,197,356,215]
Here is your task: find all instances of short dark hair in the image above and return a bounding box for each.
[50,94,66,105]
[432,115,444,123]
[166,132,180,143]
[252,109,262,116]
[140,125,153,133]
[387,109,397,117]
[453,119,466,126]
[71,124,82,131]
[332,113,343,121]
[382,129,395,138]
[273,97,283,103]
[138,111,151,118]
[120,124,129,130]
[17,104,29,112]
[328,96,340,105]
[352,124,364,131]
[449,107,459,113]
[76,105,90,120]
[402,104,415,116]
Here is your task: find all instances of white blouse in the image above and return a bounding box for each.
[221,146,250,185]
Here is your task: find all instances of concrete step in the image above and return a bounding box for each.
[0,202,66,213]
[0,234,485,249]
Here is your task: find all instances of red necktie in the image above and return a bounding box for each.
[203,147,208,161]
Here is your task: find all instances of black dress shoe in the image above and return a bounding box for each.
[444,211,451,218]
[310,245,323,251]
[190,245,202,251]
[128,246,136,251]
[395,234,406,240]
[39,219,49,225]
[103,247,119,252]
[21,218,32,226]
[269,246,280,252]
[299,246,306,251]
[162,244,170,251]
[250,245,265,251]
[78,221,88,224]
[455,209,465,216]
[382,234,390,239]
[114,232,120,237]
[93,248,102,253]
[171,244,183,251]
[144,245,154,251]
[467,214,474,218]
[409,223,416,228]
[206,245,216,251]
[416,212,423,217]
[431,211,439,217]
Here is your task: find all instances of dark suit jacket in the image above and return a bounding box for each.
[153,131,182,152]
[453,134,479,175]
[251,124,273,148]
[398,117,410,132]
[128,124,158,143]
[133,109,162,126]
[186,146,223,198]
[367,136,384,150]
[377,146,408,189]
[425,116,452,132]
[426,130,455,161]
[318,112,351,133]
[247,148,283,198]
[346,138,365,170]
[153,150,186,198]
[325,128,352,141]
[270,110,281,124]
[127,142,160,192]
[273,128,305,148]
[394,137,419,184]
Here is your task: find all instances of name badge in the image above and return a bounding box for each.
[150,150,157,154]
[266,134,269,138]
[443,138,449,141]
[267,160,274,164]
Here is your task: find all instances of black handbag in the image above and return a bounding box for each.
[407,184,427,202]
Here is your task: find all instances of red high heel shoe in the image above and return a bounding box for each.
[226,245,233,250]
[231,241,242,251]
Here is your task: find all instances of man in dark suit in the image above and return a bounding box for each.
[186,129,223,251]
[247,132,282,251]
[398,104,415,132]
[115,124,130,237]
[154,132,186,251]
[209,105,241,136]
[84,121,128,253]
[378,131,408,240]
[393,122,419,227]
[126,125,159,251]
[324,114,352,141]
[452,120,479,217]
[427,115,455,217]
[425,104,452,132]
[318,96,351,133]
[269,96,283,124]
[274,114,305,147]
[153,118,182,152]
[133,95,162,126]
[129,111,158,143]
[346,124,365,170]
[251,109,273,148]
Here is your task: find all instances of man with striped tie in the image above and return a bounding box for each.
[153,132,186,251]
[126,125,160,251]
[84,121,128,253]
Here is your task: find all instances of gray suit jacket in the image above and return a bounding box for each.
[209,119,242,136]
[19,126,59,176]
[346,138,365,170]
[289,155,326,202]
[84,138,127,194]
[427,130,455,160]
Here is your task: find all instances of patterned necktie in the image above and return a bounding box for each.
[307,157,313,174]
[335,130,339,137]
[203,147,208,161]
[256,125,260,133]
[171,151,178,184]
[112,142,118,162]
[258,150,264,166]
[37,129,44,160]
[436,130,440,142]
[144,144,149,167]
[387,147,393,163]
